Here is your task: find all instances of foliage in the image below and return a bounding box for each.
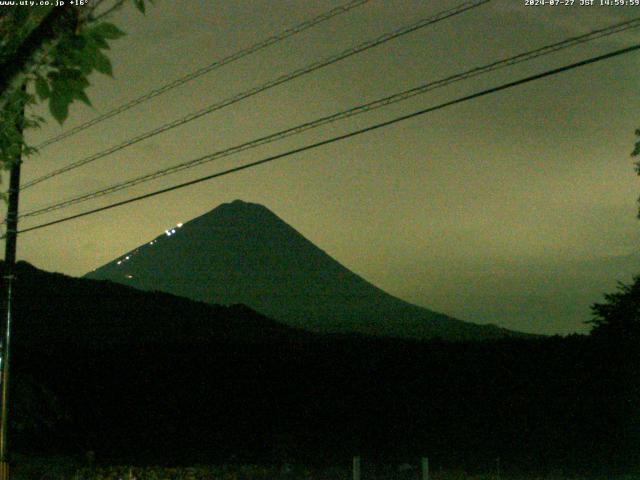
[72,464,275,480]
[12,374,68,440]
[14,463,277,480]
[33,20,126,123]
[588,275,640,340]
[9,461,638,480]
[631,129,640,217]
[588,276,640,466]
[0,1,152,192]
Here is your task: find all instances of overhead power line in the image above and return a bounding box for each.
[17,42,640,235]
[19,15,640,219]
[33,0,373,150]
[22,0,490,190]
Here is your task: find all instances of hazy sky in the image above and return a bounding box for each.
[8,0,640,335]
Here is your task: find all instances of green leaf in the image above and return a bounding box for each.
[86,32,110,50]
[133,0,146,14]
[67,34,87,51]
[49,94,70,124]
[35,76,50,100]
[94,50,113,76]
[59,67,83,81]
[78,58,95,75]
[75,89,92,107]
[50,80,71,102]
[91,22,126,40]
[77,40,99,74]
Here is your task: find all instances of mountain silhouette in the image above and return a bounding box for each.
[2,262,624,471]
[86,200,525,340]
[1,260,305,348]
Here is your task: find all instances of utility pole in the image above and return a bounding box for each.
[0,96,24,480]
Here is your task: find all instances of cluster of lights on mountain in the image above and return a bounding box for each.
[165,222,183,236]
[114,222,183,269]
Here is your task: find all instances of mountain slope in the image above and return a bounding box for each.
[86,200,525,340]
[1,260,305,348]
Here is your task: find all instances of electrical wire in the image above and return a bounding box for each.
[33,0,373,150]
[22,0,490,190]
[17,42,640,235]
[19,15,640,219]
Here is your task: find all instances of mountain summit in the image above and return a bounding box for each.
[86,200,521,340]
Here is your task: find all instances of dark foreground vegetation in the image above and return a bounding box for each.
[9,457,640,480]
[1,262,638,477]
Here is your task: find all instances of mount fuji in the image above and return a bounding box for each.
[85,200,525,341]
